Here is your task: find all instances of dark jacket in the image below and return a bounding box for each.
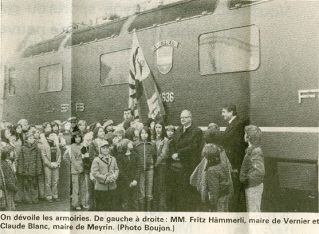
[221,117,247,170]
[133,141,156,171]
[240,146,265,188]
[116,151,140,186]
[18,143,42,176]
[206,162,232,207]
[169,124,203,173]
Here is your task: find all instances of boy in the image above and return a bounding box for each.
[91,140,119,211]
[41,132,61,202]
[240,125,265,212]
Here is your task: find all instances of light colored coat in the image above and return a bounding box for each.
[40,141,61,168]
[91,155,119,191]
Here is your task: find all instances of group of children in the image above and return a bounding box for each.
[0,114,265,212]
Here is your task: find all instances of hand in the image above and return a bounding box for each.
[130,180,137,187]
[172,153,179,160]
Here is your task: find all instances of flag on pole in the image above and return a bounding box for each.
[128,31,165,119]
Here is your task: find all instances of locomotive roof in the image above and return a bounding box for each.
[21,0,218,58]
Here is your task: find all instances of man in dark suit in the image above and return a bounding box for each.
[167,110,203,211]
[221,103,247,212]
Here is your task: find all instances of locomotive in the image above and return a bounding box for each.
[2,0,318,212]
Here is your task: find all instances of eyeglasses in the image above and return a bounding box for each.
[180,116,191,119]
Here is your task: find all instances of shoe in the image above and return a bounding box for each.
[76,207,81,210]
[82,205,89,209]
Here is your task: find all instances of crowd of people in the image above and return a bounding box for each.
[0,104,265,212]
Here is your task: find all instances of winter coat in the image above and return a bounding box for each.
[206,161,232,207]
[18,143,42,176]
[154,137,169,167]
[133,141,156,171]
[91,155,119,191]
[116,151,140,186]
[70,143,83,175]
[41,140,61,168]
[169,124,203,173]
[240,146,265,188]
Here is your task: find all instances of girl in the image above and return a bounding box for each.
[203,143,232,212]
[51,122,67,152]
[1,146,17,210]
[153,121,169,211]
[116,138,139,211]
[77,120,87,136]
[133,127,156,211]
[165,125,176,142]
[70,132,86,210]
[91,140,119,211]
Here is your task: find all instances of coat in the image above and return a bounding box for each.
[133,141,156,171]
[116,151,140,186]
[70,143,83,175]
[18,143,42,176]
[154,137,169,167]
[221,117,247,170]
[240,146,265,188]
[169,124,203,173]
[40,140,61,168]
[91,155,119,191]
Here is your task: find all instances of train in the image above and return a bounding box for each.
[2,0,318,212]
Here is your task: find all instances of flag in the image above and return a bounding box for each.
[128,31,165,119]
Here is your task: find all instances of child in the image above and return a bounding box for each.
[0,146,17,210]
[87,126,105,210]
[81,132,93,209]
[240,125,265,212]
[165,125,175,142]
[203,143,232,212]
[153,121,169,211]
[133,127,156,211]
[70,132,86,210]
[18,132,42,204]
[77,120,87,136]
[91,140,119,211]
[116,138,139,211]
[41,132,61,202]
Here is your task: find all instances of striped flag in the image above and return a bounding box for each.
[128,31,165,119]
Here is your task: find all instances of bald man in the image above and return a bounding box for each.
[167,110,203,211]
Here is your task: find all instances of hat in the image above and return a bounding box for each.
[68,116,77,122]
[104,120,114,127]
[98,140,110,150]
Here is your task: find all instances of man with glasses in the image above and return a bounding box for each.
[167,110,203,211]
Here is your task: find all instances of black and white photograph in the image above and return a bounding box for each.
[0,0,319,233]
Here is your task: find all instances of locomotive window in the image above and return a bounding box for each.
[100,49,130,86]
[8,68,16,96]
[199,25,260,75]
[39,64,63,93]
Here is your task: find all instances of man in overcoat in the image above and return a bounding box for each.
[221,103,247,212]
[167,110,203,211]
